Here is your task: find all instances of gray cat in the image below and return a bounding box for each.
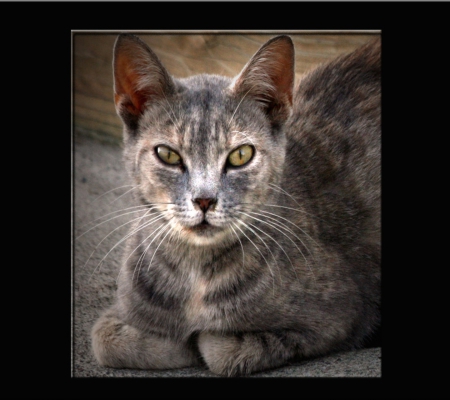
[91,34,381,377]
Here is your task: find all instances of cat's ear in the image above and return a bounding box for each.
[113,34,175,129]
[230,35,295,125]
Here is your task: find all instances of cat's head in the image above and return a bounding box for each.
[113,34,294,246]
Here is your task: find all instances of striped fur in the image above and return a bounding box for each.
[91,34,380,376]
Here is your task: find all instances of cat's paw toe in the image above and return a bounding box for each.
[198,332,259,377]
[198,332,240,376]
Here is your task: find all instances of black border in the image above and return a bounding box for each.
[3,0,447,398]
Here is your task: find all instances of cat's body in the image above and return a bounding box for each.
[91,34,381,376]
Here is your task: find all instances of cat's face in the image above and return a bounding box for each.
[114,34,295,247]
[127,76,287,246]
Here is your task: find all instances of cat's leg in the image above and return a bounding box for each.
[198,329,331,377]
[91,306,200,369]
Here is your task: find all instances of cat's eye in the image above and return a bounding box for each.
[227,145,254,167]
[156,146,182,165]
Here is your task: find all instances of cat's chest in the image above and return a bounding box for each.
[182,267,247,332]
[161,246,275,331]
[185,274,208,318]
[183,271,219,329]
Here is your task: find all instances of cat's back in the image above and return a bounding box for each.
[284,38,381,258]
[291,37,380,126]
[287,37,380,162]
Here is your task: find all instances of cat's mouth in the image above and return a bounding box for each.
[183,217,224,238]
[189,219,213,233]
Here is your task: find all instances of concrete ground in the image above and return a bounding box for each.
[72,133,381,378]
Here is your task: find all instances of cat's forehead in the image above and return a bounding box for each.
[177,74,232,116]
[173,75,262,147]
[179,74,231,93]
[139,73,268,159]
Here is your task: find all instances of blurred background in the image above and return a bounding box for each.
[73,31,380,144]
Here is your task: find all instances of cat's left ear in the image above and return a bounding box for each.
[113,33,175,130]
[230,35,295,125]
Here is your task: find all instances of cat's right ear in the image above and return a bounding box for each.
[113,34,175,129]
[229,35,295,127]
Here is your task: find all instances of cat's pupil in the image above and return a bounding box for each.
[156,145,181,165]
[228,145,254,167]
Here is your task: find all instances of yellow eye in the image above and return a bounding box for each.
[156,146,181,165]
[228,145,254,167]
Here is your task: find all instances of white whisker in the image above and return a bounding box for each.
[232,219,276,297]
[133,221,171,282]
[241,209,315,257]
[88,212,167,284]
[90,185,135,204]
[230,224,245,269]
[110,186,139,204]
[76,204,152,236]
[268,183,301,207]
[230,130,257,149]
[246,221,301,288]
[147,221,174,271]
[114,214,168,284]
[238,211,317,285]
[83,207,158,273]
[227,86,254,129]
[244,221,282,285]
[247,203,327,223]
[257,209,325,252]
[161,92,183,133]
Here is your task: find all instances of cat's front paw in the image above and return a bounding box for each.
[198,332,263,377]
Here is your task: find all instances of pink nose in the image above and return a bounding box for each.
[193,198,216,212]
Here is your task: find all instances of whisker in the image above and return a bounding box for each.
[256,209,325,253]
[147,221,174,271]
[275,204,360,230]
[230,130,257,148]
[237,219,277,267]
[246,221,301,288]
[90,185,135,204]
[76,204,152,235]
[114,217,167,284]
[83,207,158,273]
[232,219,276,297]
[169,230,185,255]
[113,214,168,284]
[88,212,167,284]
[132,221,171,282]
[242,202,327,223]
[227,86,254,130]
[241,209,316,257]
[246,222,284,286]
[267,183,302,208]
[166,227,177,244]
[116,225,169,294]
[110,186,139,204]
[229,224,245,269]
[161,92,183,132]
[238,211,317,285]
[239,210,308,259]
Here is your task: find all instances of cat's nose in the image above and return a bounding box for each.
[193,198,217,213]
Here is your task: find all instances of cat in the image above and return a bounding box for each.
[91,33,381,377]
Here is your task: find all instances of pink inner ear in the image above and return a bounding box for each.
[273,51,294,106]
[265,39,294,106]
[114,53,148,115]
[231,36,294,111]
